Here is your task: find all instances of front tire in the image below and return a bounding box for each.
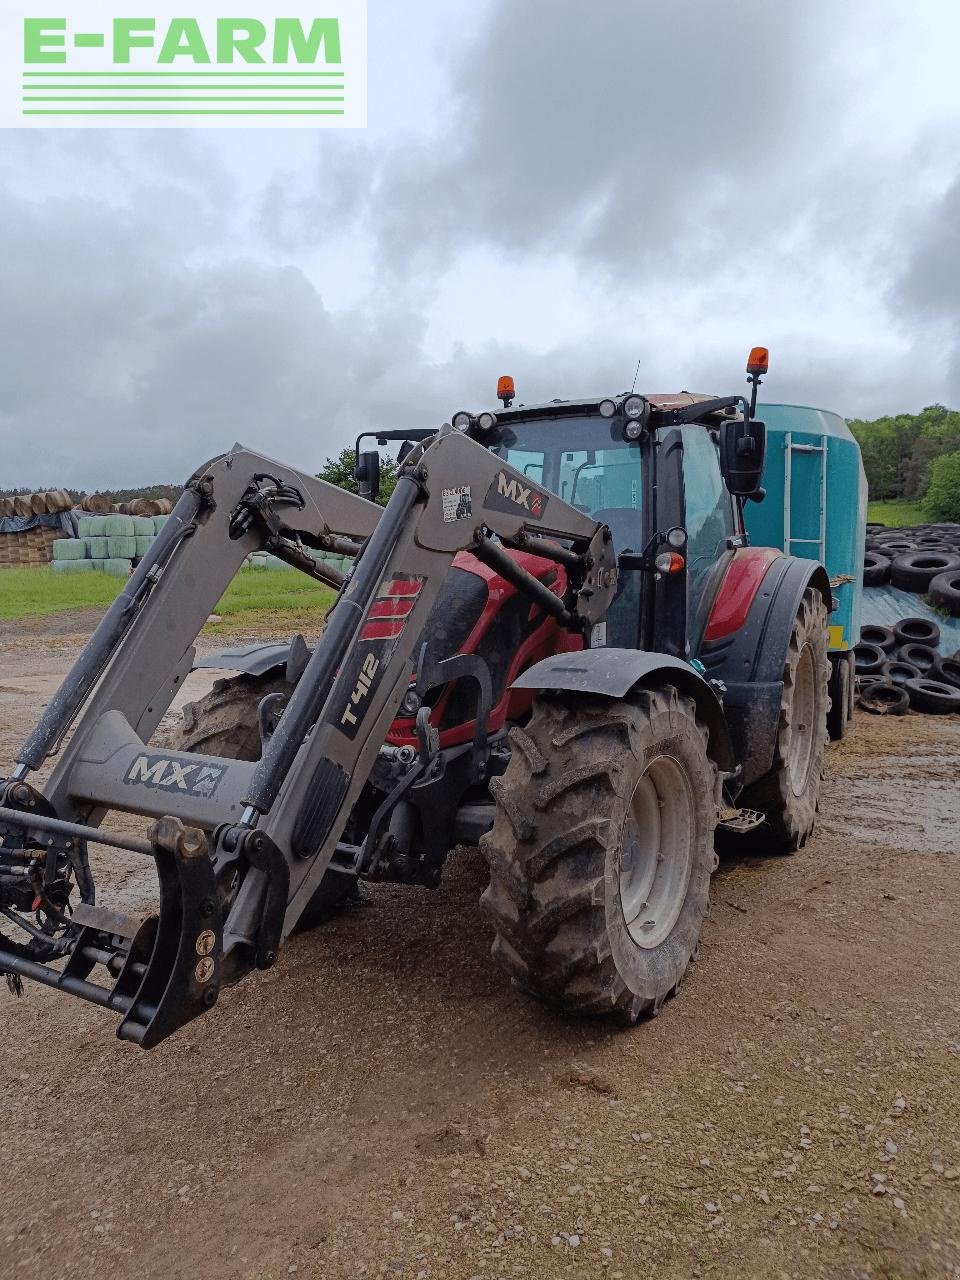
[170,673,358,930]
[480,686,720,1022]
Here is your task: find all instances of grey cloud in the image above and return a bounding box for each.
[270,0,857,278]
[892,174,960,401]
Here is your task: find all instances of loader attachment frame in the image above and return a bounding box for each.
[0,429,616,1046]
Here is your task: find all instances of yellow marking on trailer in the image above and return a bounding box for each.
[828,625,847,650]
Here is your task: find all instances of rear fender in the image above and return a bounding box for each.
[511,649,734,773]
[697,556,832,788]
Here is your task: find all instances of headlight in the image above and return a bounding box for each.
[452,411,473,431]
[599,399,617,418]
[477,411,498,431]
[401,688,421,715]
[666,526,687,549]
[623,394,645,419]
[624,419,643,441]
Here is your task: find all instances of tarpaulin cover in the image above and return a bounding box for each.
[0,512,76,536]
[861,585,960,654]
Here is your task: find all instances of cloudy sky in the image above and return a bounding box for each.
[3,0,960,489]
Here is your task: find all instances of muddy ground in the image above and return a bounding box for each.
[1,619,959,1280]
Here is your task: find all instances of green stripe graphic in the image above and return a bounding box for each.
[22,109,346,115]
[24,96,345,102]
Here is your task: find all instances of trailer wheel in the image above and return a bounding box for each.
[171,673,357,929]
[741,587,830,851]
[480,685,720,1022]
[826,653,852,741]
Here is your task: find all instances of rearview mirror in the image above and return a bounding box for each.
[719,418,766,497]
[355,450,381,502]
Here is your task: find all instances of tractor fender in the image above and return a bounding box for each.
[698,555,833,789]
[511,649,734,773]
[193,634,311,685]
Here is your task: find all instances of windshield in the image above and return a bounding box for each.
[490,415,642,551]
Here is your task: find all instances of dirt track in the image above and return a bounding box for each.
[2,624,960,1280]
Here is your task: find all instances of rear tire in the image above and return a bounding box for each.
[740,587,830,851]
[171,673,358,930]
[480,685,720,1023]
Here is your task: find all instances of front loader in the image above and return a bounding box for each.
[0,349,833,1046]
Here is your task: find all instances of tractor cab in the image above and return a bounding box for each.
[443,370,767,656]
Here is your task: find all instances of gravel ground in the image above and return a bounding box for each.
[1,623,959,1280]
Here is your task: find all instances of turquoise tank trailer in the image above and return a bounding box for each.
[743,400,960,716]
[743,400,866,737]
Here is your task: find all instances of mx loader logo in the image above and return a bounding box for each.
[125,753,226,798]
[487,470,547,520]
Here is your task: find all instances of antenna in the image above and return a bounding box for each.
[630,355,642,394]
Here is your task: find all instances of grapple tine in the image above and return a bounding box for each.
[117,817,223,1048]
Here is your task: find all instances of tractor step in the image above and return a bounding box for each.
[718,806,766,834]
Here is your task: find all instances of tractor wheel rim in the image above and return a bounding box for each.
[789,644,817,796]
[619,755,693,949]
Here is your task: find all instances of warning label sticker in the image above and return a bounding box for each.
[442,486,472,522]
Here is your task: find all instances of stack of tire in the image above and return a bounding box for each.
[854,617,960,715]
[863,522,960,615]
[51,513,168,576]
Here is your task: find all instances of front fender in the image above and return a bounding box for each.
[193,634,311,684]
[511,649,734,773]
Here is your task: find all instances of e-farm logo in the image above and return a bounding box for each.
[0,1,366,128]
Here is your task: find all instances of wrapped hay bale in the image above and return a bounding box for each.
[103,514,135,537]
[87,536,108,558]
[101,557,133,577]
[131,515,156,535]
[78,515,109,538]
[135,535,153,557]
[52,559,94,573]
[152,514,168,533]
[52,538,87,561]
[106,534,137,559]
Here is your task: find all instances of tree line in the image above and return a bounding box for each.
[849,404,960,520]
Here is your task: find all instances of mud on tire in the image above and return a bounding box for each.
[480,685,720,1023]
[740,586,830,851]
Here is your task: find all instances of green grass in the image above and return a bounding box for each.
[867,498,927,527]
[0,565,336,626]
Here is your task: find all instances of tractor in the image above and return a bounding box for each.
[0,348,834,1046]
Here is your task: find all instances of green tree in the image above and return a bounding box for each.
[849,405,960,501]
[316,447,398,506]
[924,449,960,521]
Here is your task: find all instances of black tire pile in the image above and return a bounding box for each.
[854,616,960,715]
[863,521,960,614]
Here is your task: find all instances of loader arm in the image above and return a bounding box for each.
[0,427,616,1047]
